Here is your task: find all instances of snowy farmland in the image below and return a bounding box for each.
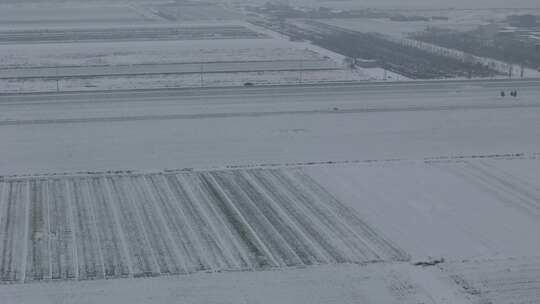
[2,156,540,303]
[0,2,376,93]
[0,168,407,283]
[2,1,540,302]
[0,78,539,302]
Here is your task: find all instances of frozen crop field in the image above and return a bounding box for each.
[2,156,540,302]
[0,39,322,68]
[0,168,406,283]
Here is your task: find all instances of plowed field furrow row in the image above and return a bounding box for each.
[241,170,325,265]
[293,169,410,261]
[197,172,276,268]
[211,171,302,267]
[47,179,75,280]
[180,173,253,269]
[0,181,28,282]
[69,179,104,280]
[129,176,186,275]
[266,170,356,263]
[106,176,158,277]
[146,174,205,272]
[250,170,339,263]
[235,171,310,265]
[25,180,50,282]
[87,177,129,278]
[164,174,223,271]
[177,174,247,269]
[280,169,377,261]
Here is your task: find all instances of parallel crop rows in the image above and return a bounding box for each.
[0,168,407,283]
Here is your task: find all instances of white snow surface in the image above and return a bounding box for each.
[1,80,540,303]
[1,80,539,175]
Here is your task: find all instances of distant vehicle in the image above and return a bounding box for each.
[244,82,255,86]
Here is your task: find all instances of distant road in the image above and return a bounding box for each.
[1,79,539,175]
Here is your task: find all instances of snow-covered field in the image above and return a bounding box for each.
[1,1,540,302]
[0,168,406,283]
[0,2,376,92]
[1,156,540,303]
[0,40,323,68]
[2,80,538,174]
[0,38,389,93]
[0,79,539,302]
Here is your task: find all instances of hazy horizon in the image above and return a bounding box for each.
[280,0,540,10]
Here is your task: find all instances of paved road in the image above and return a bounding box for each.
[1,80,539,175]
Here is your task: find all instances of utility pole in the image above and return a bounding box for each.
[55,66,59,93]
[299,59,303,84]
[200,63,204,87]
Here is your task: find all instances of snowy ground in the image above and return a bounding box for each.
[1,80,538,175]
[1,2,540,302]
[1,154,540,303]
[1,80,540,302]
[0,263,465,304]
[0,2,380,92]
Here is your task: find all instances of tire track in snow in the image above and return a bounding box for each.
[441,257,540,304]
[444,162,540,218]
